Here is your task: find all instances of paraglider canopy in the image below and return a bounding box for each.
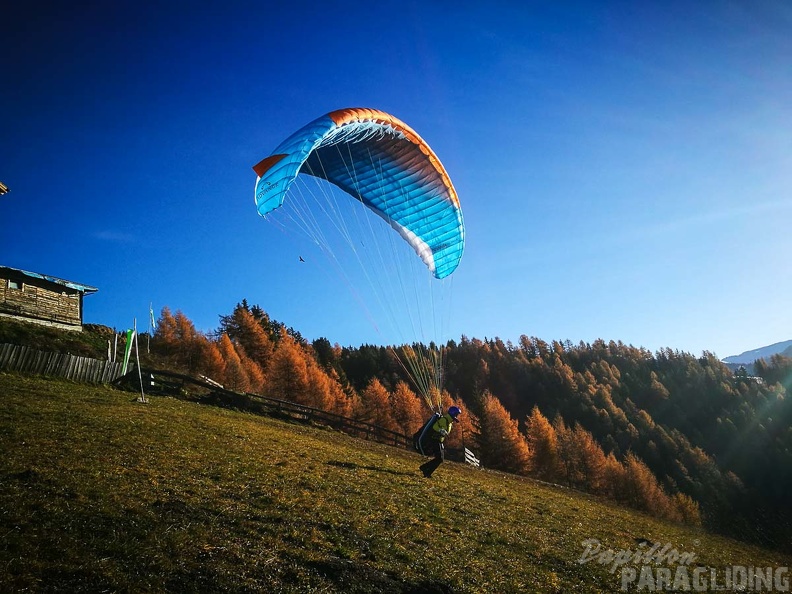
[253,108,465,279]
[253,108,465,412]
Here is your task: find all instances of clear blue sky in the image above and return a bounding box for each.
[2,1,791,359]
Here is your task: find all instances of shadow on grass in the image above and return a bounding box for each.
[305,557,457,594]
[326,460,413,477]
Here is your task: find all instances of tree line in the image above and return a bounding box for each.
[148,301,792,550]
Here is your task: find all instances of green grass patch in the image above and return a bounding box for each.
[1,373,789,592]
[0,319,114,358]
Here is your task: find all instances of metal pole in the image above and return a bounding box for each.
[134,318,147,403]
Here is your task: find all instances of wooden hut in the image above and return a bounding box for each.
[0,265,98,331]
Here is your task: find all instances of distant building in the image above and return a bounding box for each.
[0,266,98,331]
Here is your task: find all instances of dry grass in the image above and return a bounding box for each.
[1,373,789,593]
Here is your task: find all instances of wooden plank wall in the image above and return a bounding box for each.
[0,344,123,383]
[0,278,82,327]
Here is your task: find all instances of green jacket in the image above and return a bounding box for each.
[431,413,454,443]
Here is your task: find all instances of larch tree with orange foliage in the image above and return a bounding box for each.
[154,307,203,373]
[357,378,400,433]
[261,330,348,413]
[569,423,608,492]
[391,381,425,436]
[620,452,675,518]
[266,332,311,406]
[288,336,352,414]
[524,406,559,482]
[221,305,275,375]
[217,333,252,393]
[153,306,179,349]
[477,391,531,475]
[194,336,226,384]
[305,353,350,414]
[322,364,357,418]
[554,416,608,490]
[672,492,702,526]
[601,452,628,499]
[235,344,266,394]
[553,415,580,488]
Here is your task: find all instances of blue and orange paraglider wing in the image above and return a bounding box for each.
[253,108,464,279]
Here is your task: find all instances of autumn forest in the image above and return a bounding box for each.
[151,301,792,552]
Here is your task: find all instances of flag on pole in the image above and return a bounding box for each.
[149,303,157,331]
[121,329,135,375]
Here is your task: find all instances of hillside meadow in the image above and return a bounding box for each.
[1,373,789,593]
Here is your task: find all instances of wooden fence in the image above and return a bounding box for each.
[120,369,483,465]
[464,447,481,467]
[0,343,124,384]
[1,347,482,466]
[118,368,415,449]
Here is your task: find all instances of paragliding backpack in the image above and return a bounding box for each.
[413,412,441,455]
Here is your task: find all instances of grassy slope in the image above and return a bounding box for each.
[0,319,113,359]
[1,374,789,593]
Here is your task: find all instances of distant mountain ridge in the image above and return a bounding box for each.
[722,340,792,365]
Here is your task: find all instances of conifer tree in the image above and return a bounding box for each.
[154,306,178,349]
[601,452,627,499]
[195,336,225,383]
[621,452,673,518]
[646,371,671,405]
[235,343,266,394]
[672,492,701,526]
[478,391,531,474]
[525,406,559,481]
[553,415,579,487]
[219,304,275,373]
[326,373,356,418]
[305,355,344,413]
[266,331,311,405]
[153,307,202,372]
[217,333,251,393]
[357,378,399,433]
[391,381,425,435]
[570,423,607,492]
